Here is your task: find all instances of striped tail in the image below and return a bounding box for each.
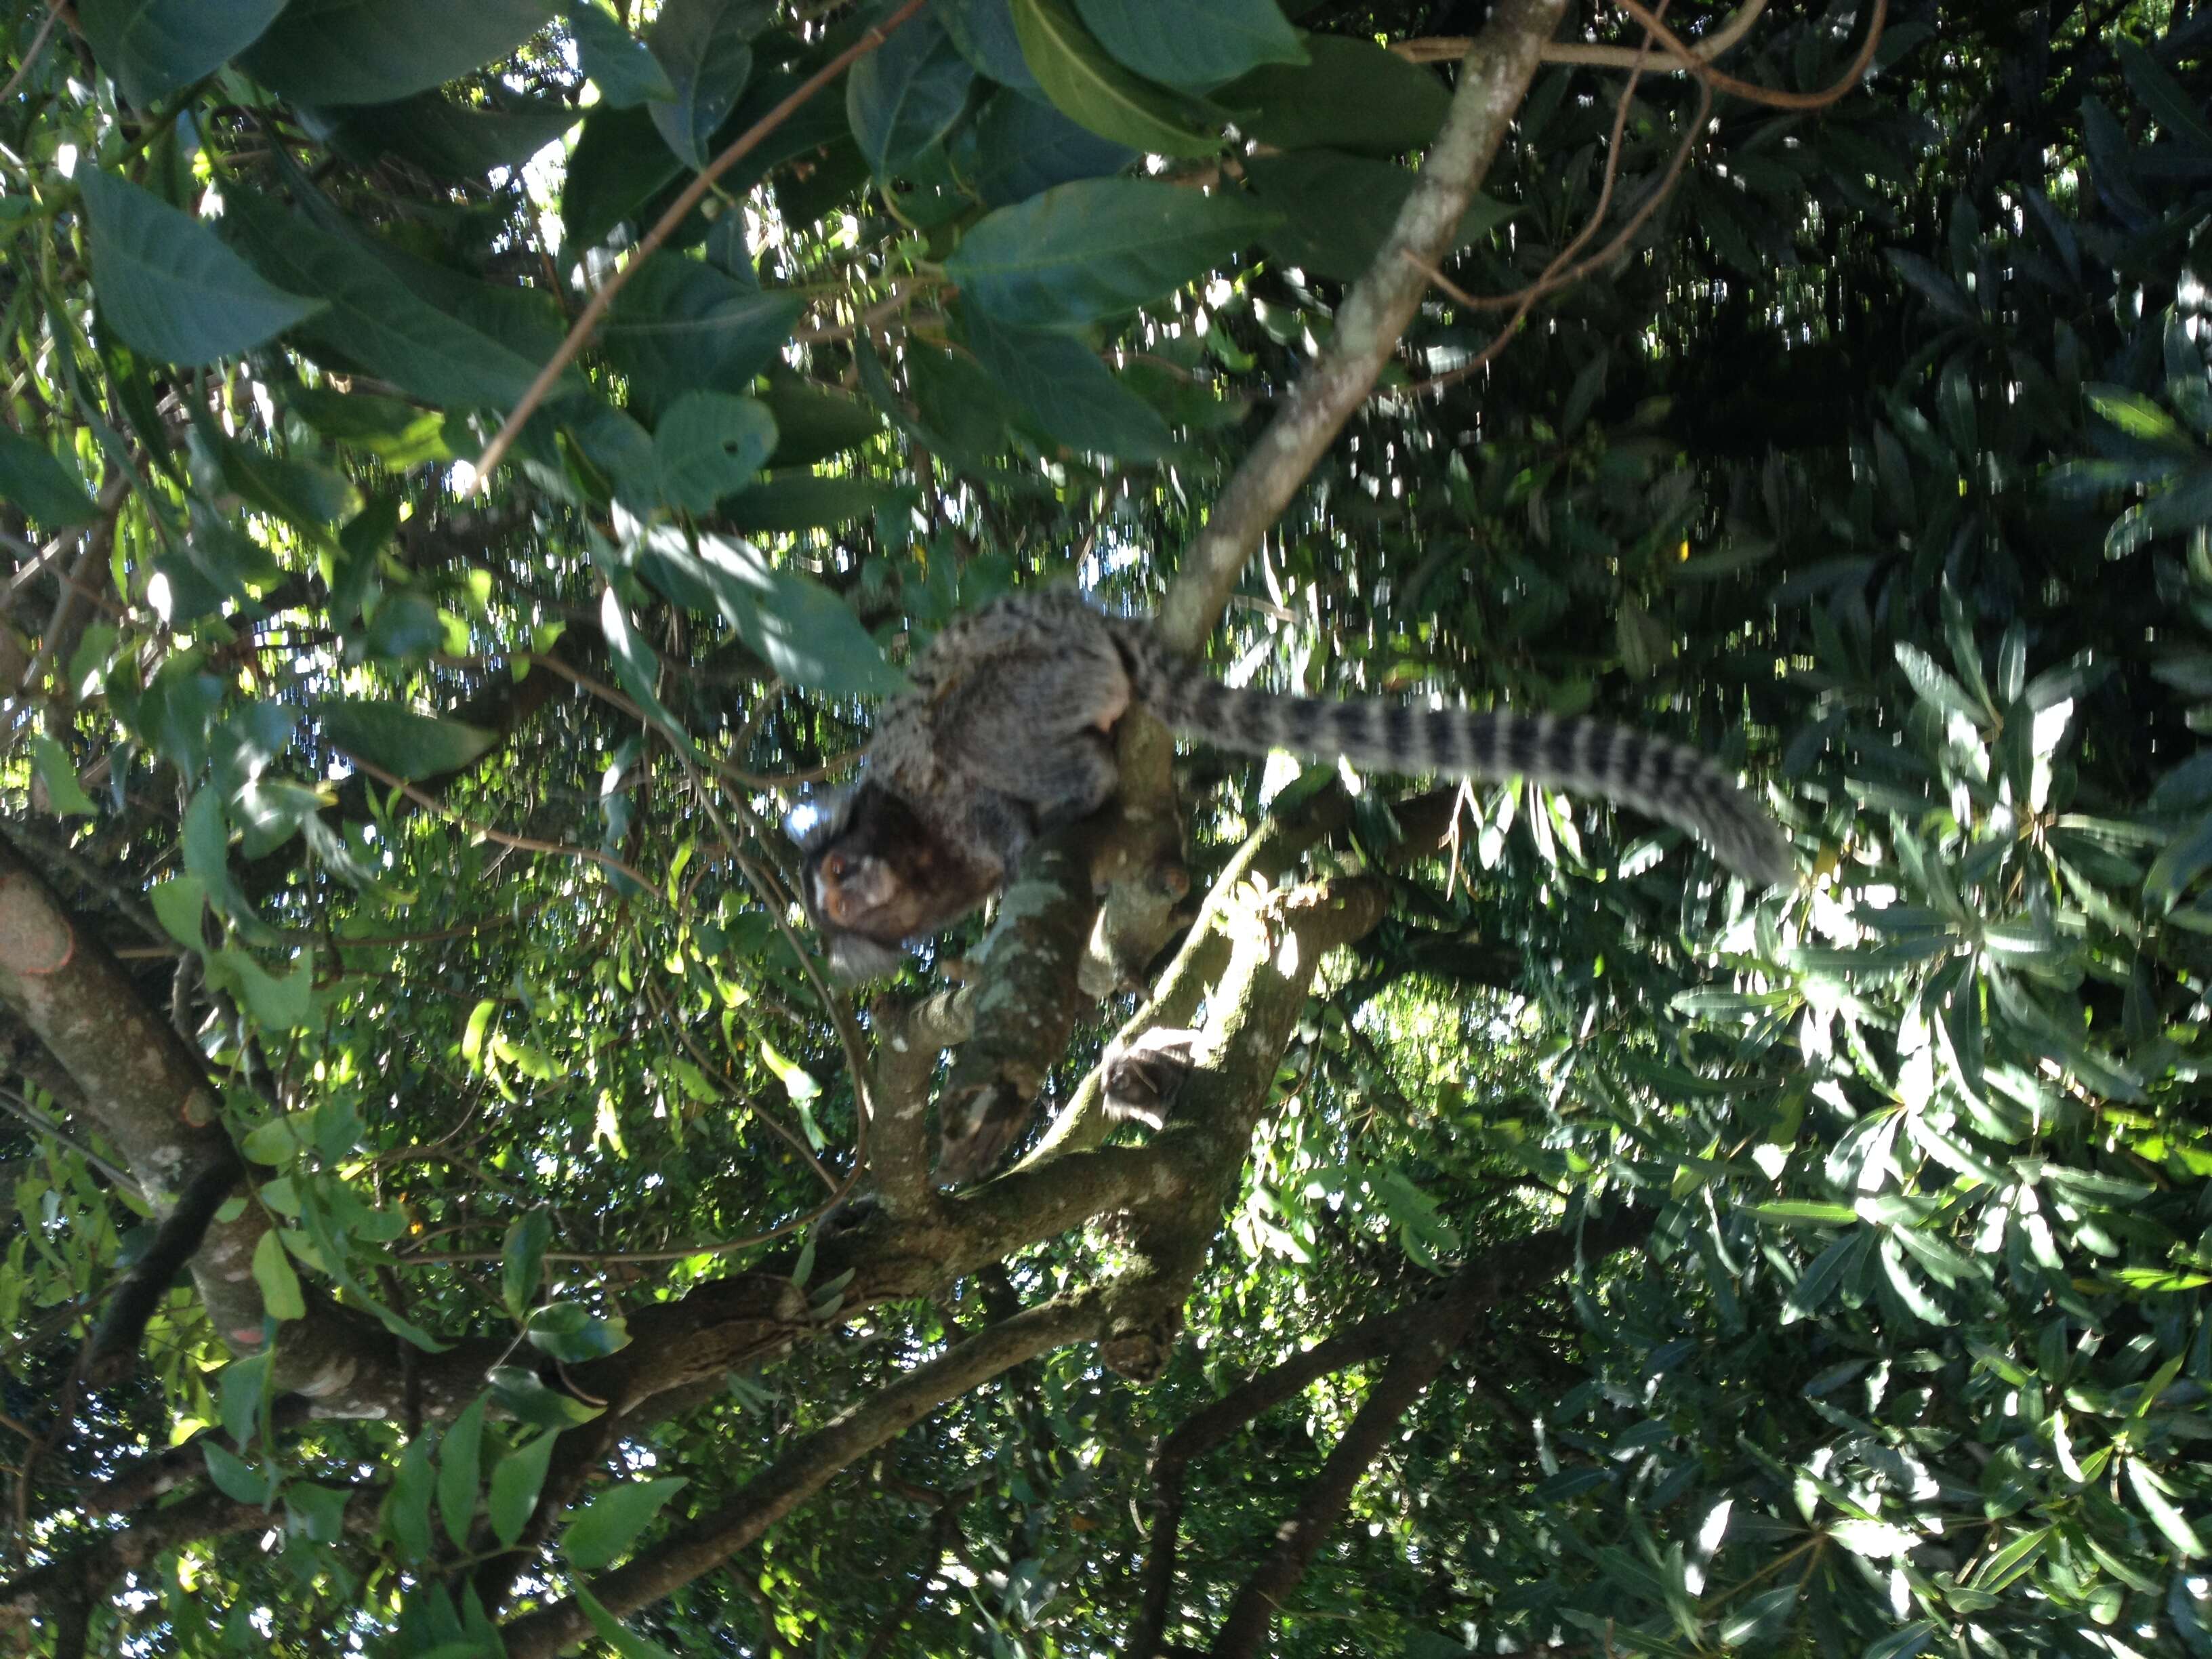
[1120,636,1790,886]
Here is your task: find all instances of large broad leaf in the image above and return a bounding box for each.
[220,190,581,413]
[487,1433,556,1549]
[702,68,857,204]
[634,529,908,697]
[79,172,323,368]
[1009,0,1221,157]
[0,430,98,529]
[79,0,287,108]
[760,373,883,465]
[655,392,778,512]
[240,0,557,106]
[564,104,687,253]
[962,88,1136,208]
[847,12,976,178]
[711,474,901,534]
[566,0,675,107]
[1214,35,1450,157]
[560,1477,688,1571]
[965,312,1171,457]
[938,0,1040,94]
[1244,149,1510,281]
[601,257,804,417]
[947,178,1275,328]
[648,0,771,169]
[1072,0,1306,89]
[319,94,581,180]
[576,1587,682,1659]
[313,701,497,782]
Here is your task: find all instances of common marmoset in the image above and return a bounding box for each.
[796,590,1789,978]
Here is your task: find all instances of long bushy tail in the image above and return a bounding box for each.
[1116,629,1791,886]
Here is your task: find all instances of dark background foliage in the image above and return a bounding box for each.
[0,0,2207,1654]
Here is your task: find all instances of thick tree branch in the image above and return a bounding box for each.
[0,838,270,1361]
[1185,1210,1657,1658]
[1158,0,1574,653]
[933,819,1107,1187]
[499,1290,1107,1659]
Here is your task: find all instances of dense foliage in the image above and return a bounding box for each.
[1,0,2209,1655]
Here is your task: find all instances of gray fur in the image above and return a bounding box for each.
[798,590,1790,972]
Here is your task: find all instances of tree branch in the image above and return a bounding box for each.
[498,1290,1108,1659]
[1158,0,1575,653]
[1159,1209,1656,1658]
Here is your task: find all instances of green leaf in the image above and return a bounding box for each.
[251,1227,307,1319]
[220,191,581,413]
[1784,1230,1867,1321]
[313,700,497,782]
[241,1109,319,1166]
[760,373,882,465]
[1896,641,1987,722]
[564,104,688,253]
[1746,1201,1858,1227]
[29,737,97,818]
[285,1481,354,1544]
[79,0,288,106]
[575,1586,683,1659]
[1828,1519,1917,1559]
[635,530,908,697]
[203,1439,276,1504]
[487,1432,558,1548]
[323,93,581,180]
[1244,149,1509,281]
[560,1477,688,1571]
[502,1209,553,1322]
[655,392,778,512]
[567,0,676,107]
[0,429,98,528]
[647,0,769,168]
[437,1396,488,1550]
[965,87,1135,207]
[715,474,903,532]
[592,590,689,747]
[79,172,324,368]
[289,386,452,466]
[218,1351,272,1449]
[383,1431,438,1563]
[218,435,361,539]
[2116,39,2212,152]
[1214,34,1450,157]
[1009,0,1221,158]
[488,1365,605,1431]
[2146,808,2212,910]
[2085,384,2192,450]
[241,0,557,106]
[947,178,1277,328]
[1861,1620,1938,1659]
[525,1302,632,1363]
[848,12,975,177]
[602,258,804,417]
[1072,0,1306,88]
[2123,1459,2204,1557]
[939,0,1040,93]
[147,877,209,951]
[965,312,1172,457]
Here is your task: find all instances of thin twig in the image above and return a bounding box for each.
[1406,1,1690,396]
[676,753,878,1181]
[344,753,661,893]
[468,0,930,489]
[1610,0,1884,110]
[1398,0,1770,68]
[0,1,65,108]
